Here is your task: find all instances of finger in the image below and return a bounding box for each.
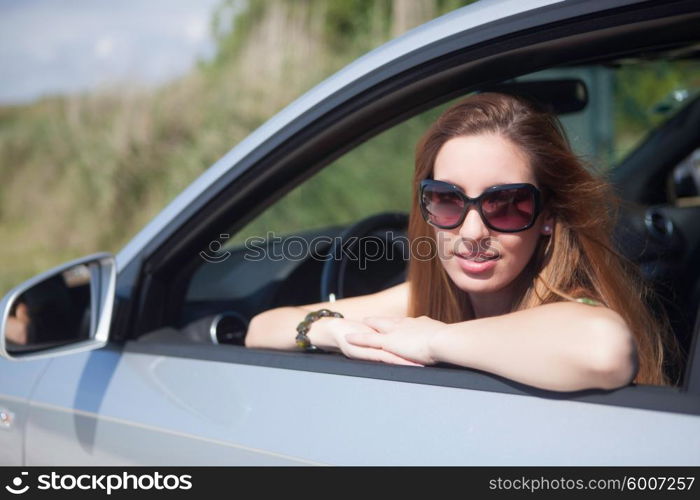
[378,351,424,366]
[345,344,423,367]
[362,316,400,332]
[345,333,424,366]
[345,331,385,349]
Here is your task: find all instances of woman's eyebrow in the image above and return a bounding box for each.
[433,178,469,190]
[434,179,523,191]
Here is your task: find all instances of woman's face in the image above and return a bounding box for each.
[431,133,551,299]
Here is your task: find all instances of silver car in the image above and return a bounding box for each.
[2,0,700,465]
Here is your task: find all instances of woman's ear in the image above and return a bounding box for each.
[540,213,554,235]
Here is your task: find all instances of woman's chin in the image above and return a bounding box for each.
[448,272,506,294]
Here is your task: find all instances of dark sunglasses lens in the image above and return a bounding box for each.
[481,187,536,230]
[422,184,464,228]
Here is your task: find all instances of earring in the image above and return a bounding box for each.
[543,225,552,234]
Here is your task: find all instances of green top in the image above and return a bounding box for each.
[575,297,602,306]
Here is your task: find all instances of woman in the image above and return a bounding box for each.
[245,92,680,391]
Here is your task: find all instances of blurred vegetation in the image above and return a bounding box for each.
[0,0,472,293]
[612,59,700,160]
[1,0,699,294]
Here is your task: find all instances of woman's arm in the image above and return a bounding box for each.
[244,282,414,363]
[347,302,639,392]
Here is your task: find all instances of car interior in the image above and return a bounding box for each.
[134,34,700,390]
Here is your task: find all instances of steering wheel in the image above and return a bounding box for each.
[320,212,409,302]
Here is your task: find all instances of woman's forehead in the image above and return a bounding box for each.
[433,134,536,196]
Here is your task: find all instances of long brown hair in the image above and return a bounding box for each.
[406,92,681,386]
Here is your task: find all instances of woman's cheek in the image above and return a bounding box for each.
[500,238,537,277]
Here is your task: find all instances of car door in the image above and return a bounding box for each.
[0,359,50,465]
[17,0,700,465]
[20,345,700,465]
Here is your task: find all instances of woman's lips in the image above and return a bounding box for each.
[454,253,499,274]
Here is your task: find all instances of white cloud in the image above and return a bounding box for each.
[0,0,222,104]
[184,18,207,44]
[94,37,115,59]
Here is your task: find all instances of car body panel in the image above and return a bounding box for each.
[19,348,700,465]
[0,359,51,465]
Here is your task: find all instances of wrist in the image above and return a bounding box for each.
[428,322,472,365]
[305,316,342,352]
[427,323,450,364]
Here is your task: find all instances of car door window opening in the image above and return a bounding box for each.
[76,5,700,402]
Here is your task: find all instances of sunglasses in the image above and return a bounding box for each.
[419,179,542,232]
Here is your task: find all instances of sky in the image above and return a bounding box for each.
[0,0,224,105]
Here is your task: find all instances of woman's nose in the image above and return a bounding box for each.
[458,206,490,240]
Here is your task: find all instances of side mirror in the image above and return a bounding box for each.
[0,253,116,361]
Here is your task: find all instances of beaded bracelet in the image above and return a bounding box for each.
[295,308,343,351]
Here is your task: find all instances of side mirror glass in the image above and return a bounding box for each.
[0,253,116,360]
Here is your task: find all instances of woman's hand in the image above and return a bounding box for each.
[5,316,28,344]
[309,317,423,366]
[5,302,30,345]
[344,315,448,365]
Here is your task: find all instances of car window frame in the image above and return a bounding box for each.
[113,0,700,414]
